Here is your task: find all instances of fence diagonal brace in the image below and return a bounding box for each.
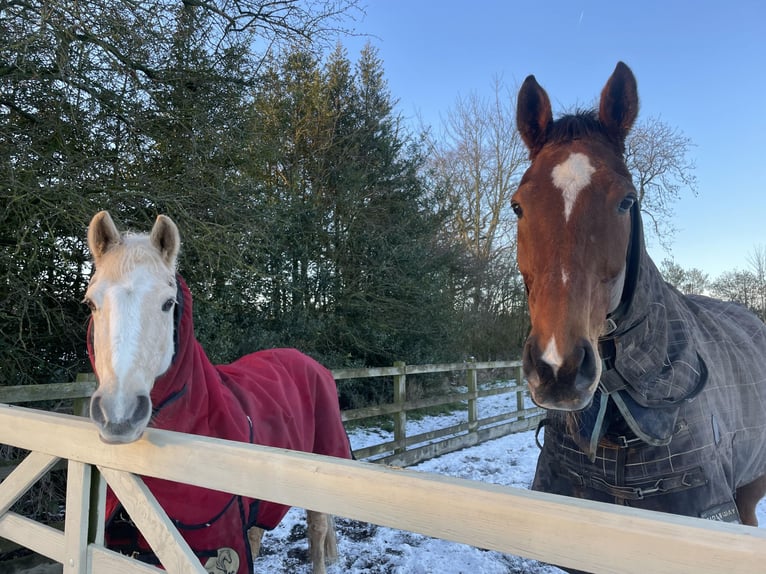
[0,451,60,515]
[98,466,206,574]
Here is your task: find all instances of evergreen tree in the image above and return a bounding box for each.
[329,45,457,366]
[244,45,460,368]
[0,1,360,383]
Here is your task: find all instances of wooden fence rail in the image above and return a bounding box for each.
[0,360,544,468]
[0,405,764,574]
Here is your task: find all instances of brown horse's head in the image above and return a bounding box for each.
[514,62,639,411]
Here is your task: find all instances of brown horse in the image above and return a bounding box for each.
[514,62,766,535]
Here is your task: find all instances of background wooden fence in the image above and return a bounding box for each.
[0,360,543,473]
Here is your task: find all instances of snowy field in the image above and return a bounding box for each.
[255,390,766,574]
[256,426,564,574]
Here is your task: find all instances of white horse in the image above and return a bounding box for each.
[84,210,351,574]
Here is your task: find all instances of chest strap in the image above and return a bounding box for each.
[563,464,707,501]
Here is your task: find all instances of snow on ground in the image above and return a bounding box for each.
[254,384,766,573]
[256,427,564,574]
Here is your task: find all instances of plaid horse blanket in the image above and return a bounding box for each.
[533,208,766,522]
[89,276,351,573]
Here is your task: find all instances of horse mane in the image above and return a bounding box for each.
[95,233,175,281]
[547,109,622,151]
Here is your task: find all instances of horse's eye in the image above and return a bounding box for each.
[161,299,175,312]
[511,201,523,218]
[618,195,636,214]
[82,298,97,312]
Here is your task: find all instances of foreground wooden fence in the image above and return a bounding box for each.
[0,405,764,574]
[0,360,543,469]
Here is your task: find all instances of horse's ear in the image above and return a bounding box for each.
[517,74,553,159]
[149,215,180,268]
[599,62,639,147]
[88,211,121,263]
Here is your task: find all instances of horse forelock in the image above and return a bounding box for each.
[95,233,176,284]
[546,110,623,153]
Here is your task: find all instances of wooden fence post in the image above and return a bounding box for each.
[89,467,107,545]
[515,365,525,420]
[393,361,407,455]
[73,373,91,417]
[466,357,478,433]
[63,460,91,574]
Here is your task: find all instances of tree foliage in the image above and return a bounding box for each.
[0,0,369,386]
[659,258,709,295]
[0,1,711,393]
[710,270,761,314]
[625,116,698,249]
[708,246,766,321]
[1,0,461,391]
[427,79,529,359]
[220,44,460,367]
[664,248,766,323]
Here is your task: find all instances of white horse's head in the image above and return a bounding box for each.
[84,211,180,443]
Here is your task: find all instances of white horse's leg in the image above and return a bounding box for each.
[247,526,264,562]
[307,510,338,573]
[323,515,339,564]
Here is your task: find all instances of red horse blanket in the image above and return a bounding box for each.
[88,276,351,574]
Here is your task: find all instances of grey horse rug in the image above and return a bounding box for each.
[88,276,352,573]
[533,206,766,522]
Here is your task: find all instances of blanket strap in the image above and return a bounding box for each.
[565,465,707,501]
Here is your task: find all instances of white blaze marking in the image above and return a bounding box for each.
[551,152,595,222]
[541,336,563,376]
[108,267,158,386]
[562,270,569,285]
[109,287,142,385]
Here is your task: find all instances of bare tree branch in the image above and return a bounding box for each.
[625,116,697,250]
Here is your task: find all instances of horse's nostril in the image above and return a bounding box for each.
[572,339,599,396]
[90,395,106,426]
[522,337,535,370]
[131,395,151,426]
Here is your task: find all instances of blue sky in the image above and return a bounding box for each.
[341,1,765,278]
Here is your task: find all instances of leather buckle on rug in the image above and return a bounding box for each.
[603,317,618,336]
[610,434,642,448]
[598,336,617,372]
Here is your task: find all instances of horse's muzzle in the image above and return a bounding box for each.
[522,335,600,411]
[90,393,151,444]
